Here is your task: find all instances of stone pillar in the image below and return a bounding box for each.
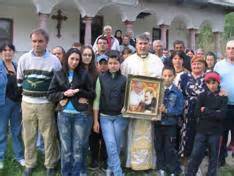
[188,28,197,50]
[124,20,134,32]
[83,17,93,45]
[160,24,169,48]
[38,13,49,31]
[213,32,222,55]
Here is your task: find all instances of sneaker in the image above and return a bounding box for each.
[106,169,112,176]
[0,161,3,169]
[18,159,26,166]
[158,169,165,176]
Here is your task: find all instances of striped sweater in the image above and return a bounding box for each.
[17,50,61,103]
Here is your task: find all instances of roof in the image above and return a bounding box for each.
[208,0,234,8]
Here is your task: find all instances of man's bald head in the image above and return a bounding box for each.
[226,40,234,62]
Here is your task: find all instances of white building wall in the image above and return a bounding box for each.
[0,4,80,59]
[48,9,80,51]
[0,1,227,57]
[0,5,38,57]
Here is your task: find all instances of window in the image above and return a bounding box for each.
[152,27,169,49]
[80,16,103,45]
[0,18,13,46]
[152,28,161,41]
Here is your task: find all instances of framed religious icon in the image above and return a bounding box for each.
[123,74,164,121]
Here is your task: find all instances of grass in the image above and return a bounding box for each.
[1,138,234,176]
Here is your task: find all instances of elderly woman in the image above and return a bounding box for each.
[179,56,206,160]
[0,43,25,169]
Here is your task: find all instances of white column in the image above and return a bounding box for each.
[213,32,222,55]
[38,13,49,31]
[83,17,93,45]
[160,24,169,48]
[188,28,197,50]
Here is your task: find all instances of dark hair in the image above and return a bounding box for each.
[106,50,121,62]
[171,51,185,61]
[122,47,132,55]
[205,51,217,62]
[185,48,195,55]
[122,34,130,39]
[30,28,49,42]
[0,42,15,52]
[97,36,108,44]
[173,40,185,48]
[63,48,82,73]
[81,45,97,80]
[72,42,82,48]
[162,66,176,76]
[114,30,122,37]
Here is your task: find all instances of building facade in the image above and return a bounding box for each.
[0,0,233,57]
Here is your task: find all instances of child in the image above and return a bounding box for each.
[93,50,128,176]
[155,66,184,176]
[185,72,227,176]
[96,54,108,73]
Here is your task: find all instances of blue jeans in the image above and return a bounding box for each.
[57,112,92,176]
[0,97,24,161]
[186,133,220,176]
[100,115,128,176]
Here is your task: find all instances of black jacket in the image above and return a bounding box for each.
[99,71,126,116]
[195,89,228,135]
[47,68,95,112]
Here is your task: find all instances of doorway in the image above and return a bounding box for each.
[80,16,103,45]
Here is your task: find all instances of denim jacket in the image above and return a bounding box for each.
[0,60,7,106]
[160,84,184,126]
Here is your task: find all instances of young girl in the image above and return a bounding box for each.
[93,50,128,176]
[48,48,95,176]
[81,46,108,170]
[205,51,217,72]
[81,45,97,81]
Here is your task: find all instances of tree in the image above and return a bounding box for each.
[197,12,234,54]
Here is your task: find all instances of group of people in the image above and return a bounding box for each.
[0,25,233,176]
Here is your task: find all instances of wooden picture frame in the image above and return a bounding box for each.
[123,74,164,121]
